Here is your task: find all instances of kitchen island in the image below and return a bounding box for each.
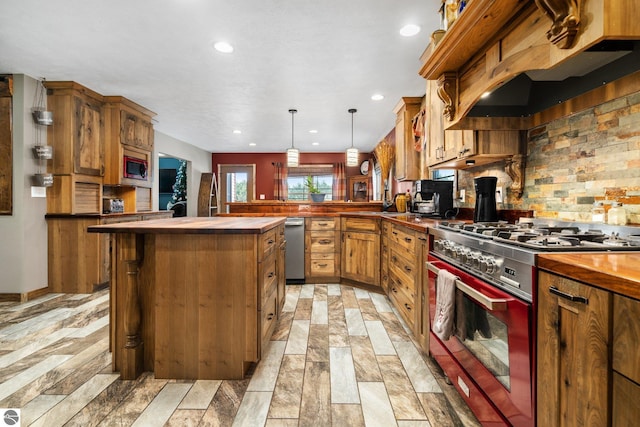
[89,216,286,380]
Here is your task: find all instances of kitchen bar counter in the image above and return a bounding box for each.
[538,253,640,300]
[226,200,383,215]
[46,211,173,219]
[89,216,286,381]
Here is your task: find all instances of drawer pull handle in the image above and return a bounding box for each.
[418,236,427,242]
[318,263,328,267]
[319,239,332,244]
[392,231,398,235]
[549,286,589,305]
[267,239,275,245]
[405,303,412,311]
[268,272,275,278]
[404,237,412,243]
[404,266,412,272]
[267,313,275,320]
[391,287,398,294]
[318,222,328,226]
[392,256,398,262]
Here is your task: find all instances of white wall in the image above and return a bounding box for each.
[153,132,212,217]
[0,75,48,295]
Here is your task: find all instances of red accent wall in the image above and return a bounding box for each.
[211,152,370,200]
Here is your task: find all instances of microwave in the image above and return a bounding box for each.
[123,156,148,180]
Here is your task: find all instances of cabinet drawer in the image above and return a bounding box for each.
[390,224,417,254]
[307,231,336,253]
[310,259,336,276]
[260,228,278,258]
[308,217,337,231]
[612,371,640,427]
[613,294,640,384]
[342,217,380,233]
[261,286,278,355]
[389,247,418,289]
[388,278,415,329]
[261,254,277,304]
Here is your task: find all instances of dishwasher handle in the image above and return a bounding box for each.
[285,218,305,227]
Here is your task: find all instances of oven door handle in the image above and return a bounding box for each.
[426,261,508,311]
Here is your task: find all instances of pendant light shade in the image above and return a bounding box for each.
[287,109,299,167]
[346,108,359,167]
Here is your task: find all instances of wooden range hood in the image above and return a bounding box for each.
[419,0,640,132]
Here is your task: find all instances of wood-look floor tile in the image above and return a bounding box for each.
[247,341,286,392]
[397,421,432,426]
[20,394,65,426]
[328,296,349,347]
[327,284,342,296]
[31,373,119,427]
[0,354,72,402]
[329,347,359,404]
[354,288,371,299]
[299,361,331,426]
[96,373,169,427]
[0,327,76,369]
[306,324,329,362]
[282,285,301,312]
[285,320,310,355]
[341,287,359,309]
[344,308,367,336]
[232,391,273,427]
[293,298,313,320]
[268,354,305,419]
[179,380,222,409]
[370,293,394,313]
[265,419,300,427]
[311,298,329,324]
[393,342,441,393]
[359,382,398,427]
[132,383,192,427]
[299,284,315,299]
[417,392,456,427]
[67,315,109,338]
[358,299,380,321]
[271,310,293,341]
[364,321,396,355]
[314,284,328,301]
[43,350,111,395]
[350,336,383,382]
[379,312,412,342]
[377,355,427,420]
[199,379,250,427]
[165,409,206,427]
[332,404,365,426]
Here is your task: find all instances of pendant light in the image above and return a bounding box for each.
[346,108,358,167]
[286,109,299,167]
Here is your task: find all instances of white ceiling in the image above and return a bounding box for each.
[0,0,441,154]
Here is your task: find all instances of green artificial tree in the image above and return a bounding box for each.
[168,160,187,215]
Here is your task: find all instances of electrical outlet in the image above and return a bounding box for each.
[496,187,503,203]
[459,189,465,202]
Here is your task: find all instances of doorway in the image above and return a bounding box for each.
[218,164,256,213]
[159,155,188,216]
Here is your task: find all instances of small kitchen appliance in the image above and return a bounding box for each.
[123,155,148,180]
[413,179,454,218]
[103,198,124,214]
[473,176,498,222]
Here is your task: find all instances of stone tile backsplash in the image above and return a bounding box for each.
[457,89,640,224]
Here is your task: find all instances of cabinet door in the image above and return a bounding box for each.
[394,97,422,181]
[537,272,611,427]
[427,80,461,167]
[341,231,380,286]
[74,96,104,176]
[415,234,429,353]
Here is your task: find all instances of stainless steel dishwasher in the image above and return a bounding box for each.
[284,217,305,283]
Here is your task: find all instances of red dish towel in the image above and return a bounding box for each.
[433,269,458,341]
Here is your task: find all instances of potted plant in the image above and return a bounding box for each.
[305,175,325,202]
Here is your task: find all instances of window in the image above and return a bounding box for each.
[287,165,333,201]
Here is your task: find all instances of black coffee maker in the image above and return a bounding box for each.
[413,180,454,218]
[474,176,498,222]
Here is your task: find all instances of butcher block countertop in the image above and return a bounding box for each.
[538,253,640,301]
[88,216,286,234]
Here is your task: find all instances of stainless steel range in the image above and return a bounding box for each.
[427,219,640,427]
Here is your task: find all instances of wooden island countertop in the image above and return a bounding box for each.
[88,216,286,234]
[538,252,640,301]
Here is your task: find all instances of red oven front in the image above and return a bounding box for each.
[427,256,533,427]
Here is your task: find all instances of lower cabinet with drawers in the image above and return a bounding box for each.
[304,217,341,283]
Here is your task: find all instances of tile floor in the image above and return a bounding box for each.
[0,284,480,426]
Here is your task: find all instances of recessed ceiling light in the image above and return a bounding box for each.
[480,91,491,99]
[309,130,318,134]
[249,143,256,146]
[312,142,319,146]
[233,129,241,134]
[371,94,384,101]
[399,24,421,37]
[213,41,234,53]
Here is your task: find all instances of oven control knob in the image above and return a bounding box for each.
[434,239,442,251]
[471,252,481,269]
[485,257,497,274]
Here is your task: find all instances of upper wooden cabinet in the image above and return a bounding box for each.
[419,0,640,130]
[394,97,423,181]
[103,96,156,188]
[45,81,105,177]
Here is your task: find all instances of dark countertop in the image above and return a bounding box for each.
[538,253,640,301]
[88,216,286,235]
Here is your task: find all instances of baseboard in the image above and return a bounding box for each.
[0,286,50,302]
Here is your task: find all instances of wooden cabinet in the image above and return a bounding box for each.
[103,96,156,188]
[426,79,467,167]
[537,271,611,427]
[259,228,279,357]
[341,217,380,287]
[612,294,640,426]
[415,232,430,353]
[277,224,286,315]
[348,175,369,201]
[394,97,423,181]
[305,217,341,283]
[380,221,390,294]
